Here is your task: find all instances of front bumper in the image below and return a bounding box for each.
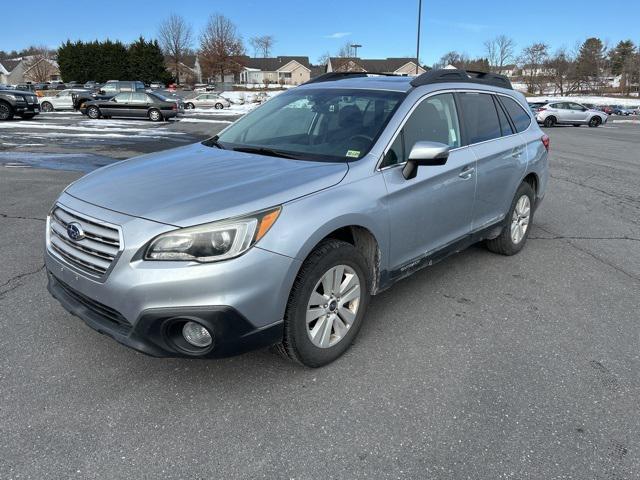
[47,272,283,357]
[45,194,301,358]
[14,102,40,115]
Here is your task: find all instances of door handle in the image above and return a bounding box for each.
[459,166,475,179]
[511,149,524,159]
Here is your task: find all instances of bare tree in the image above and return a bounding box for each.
[317,52,331,66]
[158,13,193,84]
[484,35,515,73]
[433,51,469,69]
[337,42,354,58]
[520,42,549,94]
[249,35,275,58]
[23,46,57,82]
[199,14,245,83]
[546,48,579,96]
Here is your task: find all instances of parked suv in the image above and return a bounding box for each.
[0,88,40,120]
[45,70,549,367]
[535,101,608,127]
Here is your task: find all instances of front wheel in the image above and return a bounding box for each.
[277,239,371,367]
[0,102,14,121]
[214,102,224,110]
[485,182,535,256]
[41,101,54,112]
[589,116,602,128]
[185,102,195,110]
[543,116,556,128]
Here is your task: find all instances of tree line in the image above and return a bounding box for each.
[56,38,172,84]
[436,36,640,96]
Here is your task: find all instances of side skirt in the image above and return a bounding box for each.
[377,221,504,292]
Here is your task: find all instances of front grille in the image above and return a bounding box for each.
[53,275,131,334]
[48,205,122,278]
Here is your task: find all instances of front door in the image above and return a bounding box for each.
[381,93,476,272]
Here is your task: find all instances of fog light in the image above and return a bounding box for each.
[182,321,213,348]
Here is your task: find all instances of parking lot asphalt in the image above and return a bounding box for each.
[1,120,639,479]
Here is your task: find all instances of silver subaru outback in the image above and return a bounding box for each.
[45,69,549,367]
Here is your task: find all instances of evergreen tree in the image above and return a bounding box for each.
[576,38,606,92]
[127,37,172,84]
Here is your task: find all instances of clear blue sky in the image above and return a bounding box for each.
[1,0,639,65]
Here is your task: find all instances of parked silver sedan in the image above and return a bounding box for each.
[535,101,608,128]
[184,93,231,110]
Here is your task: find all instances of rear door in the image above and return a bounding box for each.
[382,92,477,271]
[129,92,151,117]
[458,92,526,230]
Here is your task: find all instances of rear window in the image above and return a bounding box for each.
[458,92,501,144]
[500,96,532,133]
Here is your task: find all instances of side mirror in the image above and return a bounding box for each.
[402,141,450,180]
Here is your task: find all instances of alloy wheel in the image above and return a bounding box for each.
[306,265,361,349]
[510,195,531,244]
[0,103,11,120]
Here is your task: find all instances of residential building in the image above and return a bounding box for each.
[238,56,312,85]
[0,57,60,84]
[164,55,203,85]
[326,57,427,76]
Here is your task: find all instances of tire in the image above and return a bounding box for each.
[277,239,371,367]
[87,106,100,119]
[0,101,14,121]
[543,116,556,128]
[41,101,54,112]
[215,102,224,110]
[185,102,195,110]
[588,116,602,128]
[148,108,162,122]
[485,182,535,256]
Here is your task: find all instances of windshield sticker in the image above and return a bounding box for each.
[346,150,361,158]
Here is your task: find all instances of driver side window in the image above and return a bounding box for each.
[381,93,461,168]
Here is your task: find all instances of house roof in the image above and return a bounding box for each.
[238,56,311,71]
[164,55,197,70]
[0,59,22,73]
[330,57,422,73]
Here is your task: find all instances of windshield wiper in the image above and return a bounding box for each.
[202,135,226,149]
[232,146,300,160]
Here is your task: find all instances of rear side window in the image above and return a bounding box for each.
[500,97,532,133]
[494,97,514,136]
[458,93,501,144]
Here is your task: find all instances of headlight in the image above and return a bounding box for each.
[144,207,281,262]
[5,94,23,101]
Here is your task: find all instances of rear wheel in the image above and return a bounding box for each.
[0,101,14,121]
[41,101,54,112]
[589,116,602,128]
[485,182,535,256]
[277,239,371,367]
[543,116,556,128]
[148,108,162,122]
[87,106,100,119]
[185,102,195,109]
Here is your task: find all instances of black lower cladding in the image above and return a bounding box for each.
[47,271,283,358]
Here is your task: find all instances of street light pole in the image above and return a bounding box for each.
[416,0,422,75]
[351,44,362,58]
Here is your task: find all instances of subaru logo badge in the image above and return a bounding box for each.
[66,222,85,241]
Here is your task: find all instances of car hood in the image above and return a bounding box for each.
[66,142,349,227]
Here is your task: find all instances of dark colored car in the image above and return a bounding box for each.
[0,88,40,120]
[80,91,180,121]
[15,83,37,92]
[73,80,147,109]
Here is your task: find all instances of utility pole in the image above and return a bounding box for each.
[416,0,422,74]
[350,44,362,58]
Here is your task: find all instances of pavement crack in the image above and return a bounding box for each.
[0,264,45,297]
[550,174,640,206]
[0,213,46,222]
[535,225,640,283]
[530,235,640,242]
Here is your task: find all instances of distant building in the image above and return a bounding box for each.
[0,57,60,84]
[238,56,312,85]
[164,55,203,85]
[327,57,427,76]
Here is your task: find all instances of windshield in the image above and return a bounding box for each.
[213,88,404,162]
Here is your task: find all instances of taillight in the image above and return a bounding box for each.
[536,107,546,112]
[541,134,550,152]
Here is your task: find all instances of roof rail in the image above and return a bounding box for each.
[410,68,513,90]
[304,71,403,85]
